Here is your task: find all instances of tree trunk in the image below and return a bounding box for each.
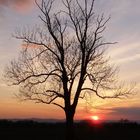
[65,109,75,140]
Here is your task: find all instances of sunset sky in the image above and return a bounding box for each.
[0,0,140,121]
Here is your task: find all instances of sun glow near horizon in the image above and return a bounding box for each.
[91,115,99,121]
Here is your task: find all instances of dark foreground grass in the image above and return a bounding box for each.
[0,120,140,140]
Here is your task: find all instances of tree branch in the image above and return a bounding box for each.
[52,102,65,110]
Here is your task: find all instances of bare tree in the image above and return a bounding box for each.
[5,0,134,139]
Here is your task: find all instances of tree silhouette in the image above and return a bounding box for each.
[5,0,135,139]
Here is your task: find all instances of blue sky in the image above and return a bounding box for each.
[0,0,139,120]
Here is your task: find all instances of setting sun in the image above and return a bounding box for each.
[91,116,99,121]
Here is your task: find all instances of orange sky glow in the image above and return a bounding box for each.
[0,0,140,121]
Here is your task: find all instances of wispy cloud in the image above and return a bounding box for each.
[107,107,140,120]
[0,0,34,13]
[90,104,140,120]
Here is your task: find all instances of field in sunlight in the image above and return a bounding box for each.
[0,120,140,140]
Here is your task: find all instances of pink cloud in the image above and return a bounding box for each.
[0,0,34,13]
[0,0,8,6]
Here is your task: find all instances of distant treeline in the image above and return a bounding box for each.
[0,119,140,140]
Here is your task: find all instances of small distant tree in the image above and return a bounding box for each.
[5,0,134,139]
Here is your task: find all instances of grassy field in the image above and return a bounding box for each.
[0,119,140,140]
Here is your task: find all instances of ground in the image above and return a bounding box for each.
[0,120,140,140]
